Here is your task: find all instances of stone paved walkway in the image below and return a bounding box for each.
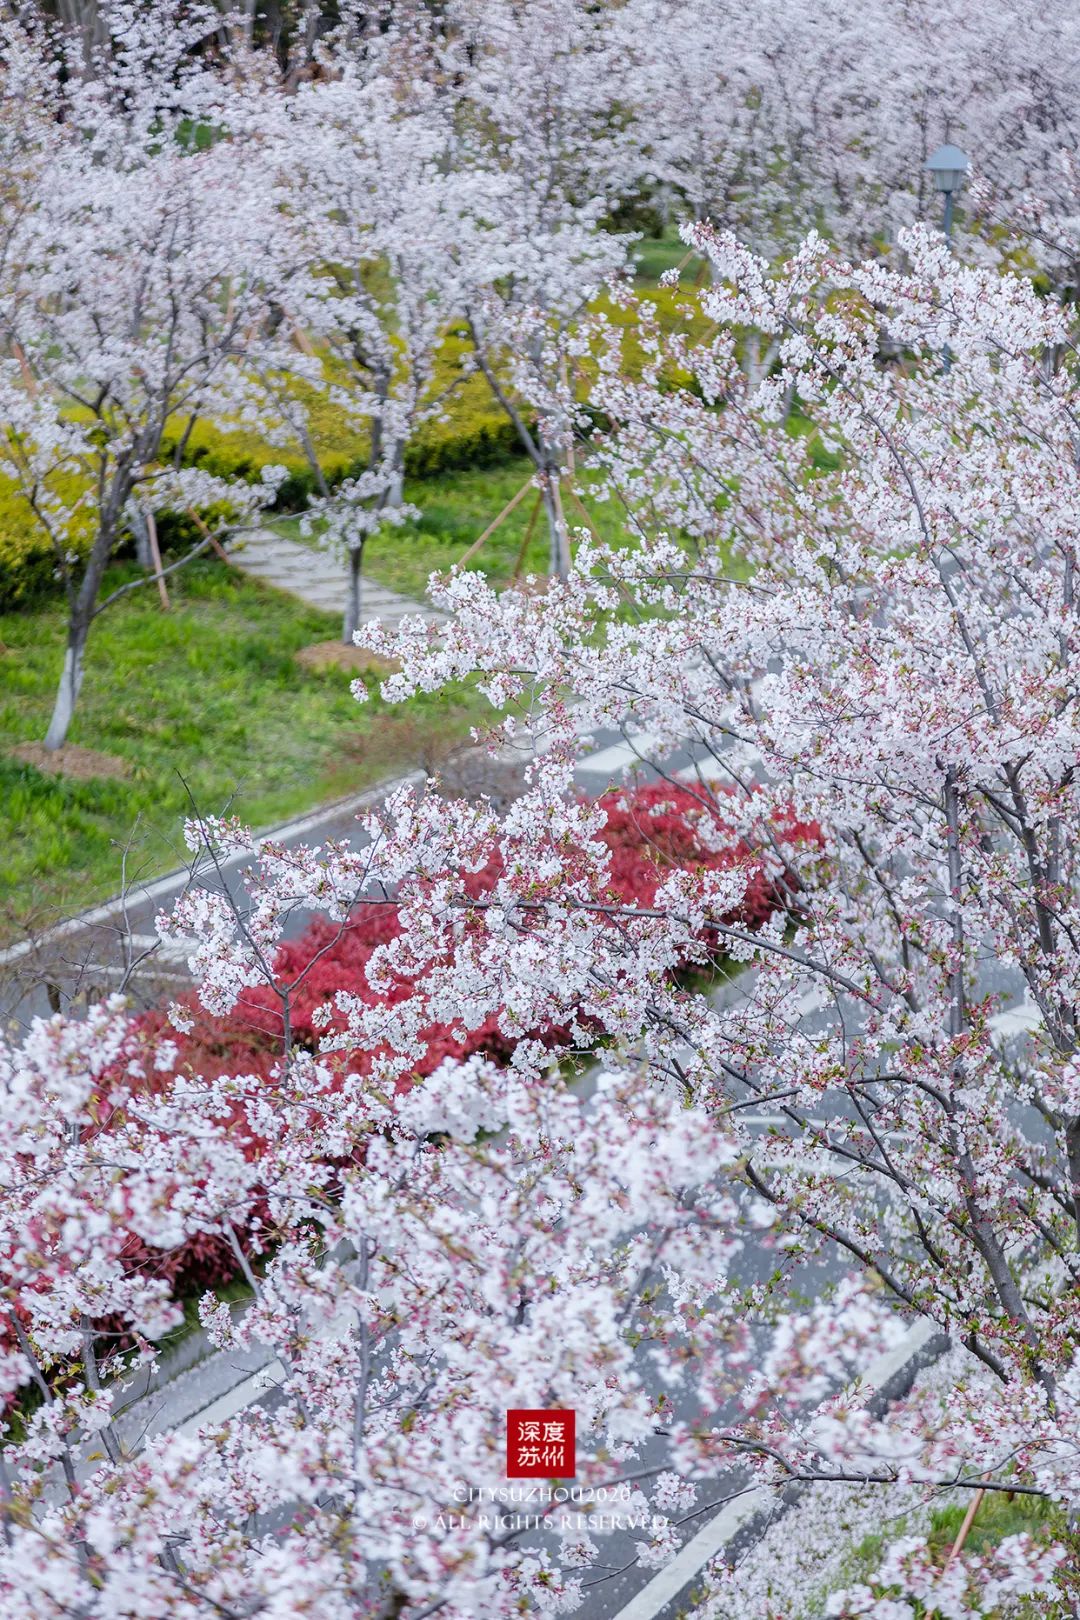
[227,529,444,629]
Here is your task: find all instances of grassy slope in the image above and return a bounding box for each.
[0,559,483,937]
[0,233,725,933]
[809,1493,1069,1618]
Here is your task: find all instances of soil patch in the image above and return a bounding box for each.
[12,741,132,781]
[295,640,400,676]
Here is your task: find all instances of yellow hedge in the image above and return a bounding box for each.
[1,283,709,612]
[0,475,94,613]
[167,335,522,504]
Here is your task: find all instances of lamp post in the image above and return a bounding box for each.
[926,143,970,370]
[925,143,970,242]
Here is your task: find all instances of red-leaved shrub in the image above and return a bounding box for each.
[107,784,820,1305]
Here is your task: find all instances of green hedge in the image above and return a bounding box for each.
[171,390,523,510]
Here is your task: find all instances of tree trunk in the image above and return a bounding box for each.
[386,454,404,511]
[43,460,133,749]
[44,541,107,750]
[541,472,570,581]
[132,510,152,570]
[343,540,364,645]
[741,330,780,389]
[43,619,89,751]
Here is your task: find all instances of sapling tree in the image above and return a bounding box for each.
[277,65,465,641]
[456,199,625,580]
[0,14,319,747]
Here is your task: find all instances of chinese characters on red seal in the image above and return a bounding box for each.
[505,1409,576,1478]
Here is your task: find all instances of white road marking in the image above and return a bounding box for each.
[176,1358,287,1437]
[124,932,200,966]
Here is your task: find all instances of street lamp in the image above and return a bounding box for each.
[926,143,970,371]
[925,142,970,243]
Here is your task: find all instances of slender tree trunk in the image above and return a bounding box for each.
[132,510,152,570]
[343,540,365,644]
[540,470,570,581]
[464,313,570,580]
[741,330,780,389]
[1067,1117,1080,1248]
[44,536,108,750]
[44,616,89,751]
[386,450,404,511]
[43,458,134,749]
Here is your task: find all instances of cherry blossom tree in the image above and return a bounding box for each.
[0,9,319,747]
[5,216,1080,1611]
[443,0,631,579]
[7,5,1080,1611]
[0,982,910,1616]
[614,0,1080,274]
[345,223,1080,1602]
[274,65,466,642]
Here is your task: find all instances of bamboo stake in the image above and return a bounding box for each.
[145,511,170,610]
[457,475,534,568]
[511,492,543,583]
[185,505,232,563]
[945,1488,985,1567]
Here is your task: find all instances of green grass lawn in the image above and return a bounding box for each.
[275,458,641,604]
[808,1491,1070,1619]
[632,233,706,287]
[0,559,484,939]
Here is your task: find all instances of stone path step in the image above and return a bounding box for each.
[227,529,443,628]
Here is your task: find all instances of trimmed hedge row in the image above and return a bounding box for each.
[0,475,97,613]
[168,386,524,513]
[159,333,526,511]
[0,478,223,614]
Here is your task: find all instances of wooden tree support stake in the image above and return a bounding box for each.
[457,475,534,568]
[511,493,544,583]
[145,511,170,611]
[945,1487,985,1566]
[185,506,232,564]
